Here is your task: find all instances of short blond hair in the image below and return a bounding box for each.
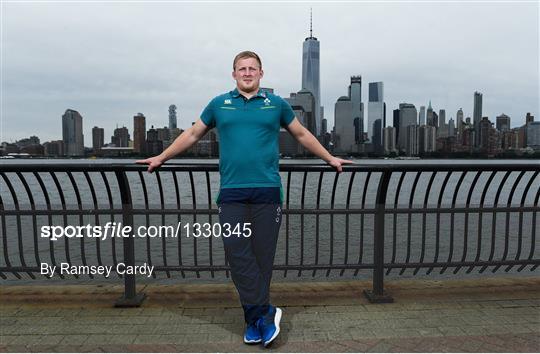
[233,51,262,70]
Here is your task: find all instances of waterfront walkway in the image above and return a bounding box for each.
[1,277,539,352]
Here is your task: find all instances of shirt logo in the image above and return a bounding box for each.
[224,99,232,105]
[264,98,271,106]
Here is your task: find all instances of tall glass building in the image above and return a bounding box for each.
[62,109,84,156]
[419,106,426,126]
[349,76,363,142]
[368,82,384,149]
[398,103,418,153]
[169,105,177,130]
[473,91,483,147]
[302,12,321,135]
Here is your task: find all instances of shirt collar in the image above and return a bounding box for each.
[231,88,267,99]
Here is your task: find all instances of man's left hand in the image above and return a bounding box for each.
[327,157,354,172]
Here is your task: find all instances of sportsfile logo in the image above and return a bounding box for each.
[40,222,252,240]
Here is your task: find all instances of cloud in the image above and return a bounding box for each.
[2,2,538,143]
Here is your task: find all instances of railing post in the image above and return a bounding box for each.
[114,170,146,307]
[364,169,394,303]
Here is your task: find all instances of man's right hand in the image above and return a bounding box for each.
[135,156,164,173]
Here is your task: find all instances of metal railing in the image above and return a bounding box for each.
[0,162,538,305]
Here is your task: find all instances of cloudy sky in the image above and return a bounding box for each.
[2,1,538,143]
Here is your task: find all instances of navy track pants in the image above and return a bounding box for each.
[217,187,282,324]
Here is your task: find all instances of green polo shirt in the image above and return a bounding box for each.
[200,88,296,189]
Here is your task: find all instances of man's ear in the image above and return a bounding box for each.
[260,69,264,78]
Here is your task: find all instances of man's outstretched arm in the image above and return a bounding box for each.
[286,118,353,172]
[136,119,210,172]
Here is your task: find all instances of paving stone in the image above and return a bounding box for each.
[183,333,209,344]
[197,323,230,335]
[2,345,28,353]
[58,335,90,345]
[144,315,179,324]
[301,330,329,341]
[186,315,214,324]
[132,334,163,344]
[524,323,540,332]
[302,306,330,313]
[105,334,138,345]
[210,315,238,324]
[181,308,205,315]
[158,334,187,344]
[416,327,444,337]
[83,334,113,345]
[437,326,467,336]
[0,308,21,316]
[365,339,394,352]
[139,308,166,316]
[8,335,42,346]
[348,329,377,339]
[0,335,17,345]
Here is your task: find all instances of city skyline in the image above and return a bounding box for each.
[2,2,538,142]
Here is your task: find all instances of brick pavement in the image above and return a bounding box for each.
[1,277,539,352]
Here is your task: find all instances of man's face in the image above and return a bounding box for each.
[232,57,264,93]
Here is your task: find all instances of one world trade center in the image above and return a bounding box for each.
[302,10,322,136]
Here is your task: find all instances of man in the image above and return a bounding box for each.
[137,51,352,347]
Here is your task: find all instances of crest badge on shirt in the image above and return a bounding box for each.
[224,99,232,105]
[263,98,271,106]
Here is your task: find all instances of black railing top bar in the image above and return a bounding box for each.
[0,160,538,172]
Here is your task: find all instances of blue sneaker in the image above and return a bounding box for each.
[258,306,282,347]
[243,322,262,344]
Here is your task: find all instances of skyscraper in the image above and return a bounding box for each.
[406,125,419,156]
[496,113,511,132]
[62,109,84,156]
[133,113,146,154]
[473,91,483,147]
[284,89,317,155]
[439,109,446,128]
[368,82,384,151]
[112,126,130,147]
[419,106,426,125]
[349,76,363,142]
[393,109,400,147]
[302,9,321,135]
[92,126,104,152]
[527,122,540,150]
[437,109,447,137]
[334,95,355,153]
[456,108,464,137]
[169,105,177,130]
[285,89,317,135]
[526,112,534,125]
[383,126,397,154]
[398,103,418,153]
[372,119,383,154]
[418,125,437,155]
[426,101,434,127]
[479,117,496,153]
[448,118,455,137]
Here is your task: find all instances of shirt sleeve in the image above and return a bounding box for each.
[200,98,216,128]
[279,97,296,128]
